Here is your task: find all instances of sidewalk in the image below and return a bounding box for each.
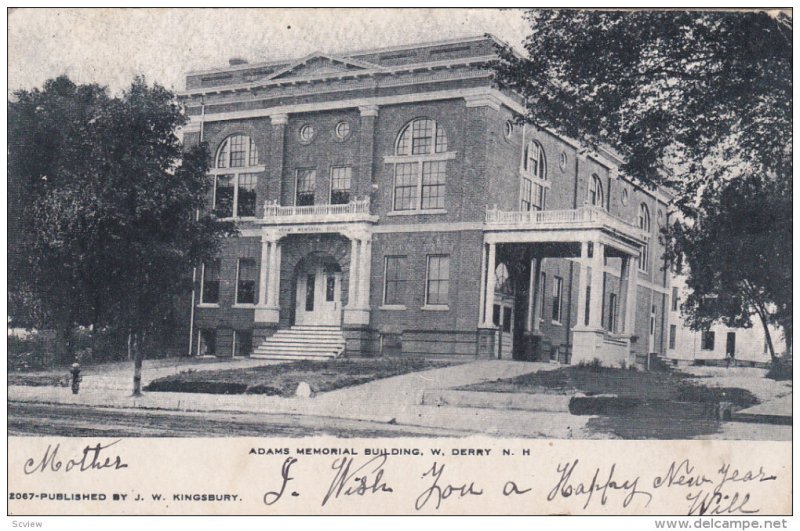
[8,360,595,438]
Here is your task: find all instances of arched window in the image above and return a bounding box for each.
[212,134,261,218]
[589,174,604,208]
[521,141,546,211]
[639,203,651,272]
[216,134,259,168]
[391,118,451,212]
[395,118,448,156]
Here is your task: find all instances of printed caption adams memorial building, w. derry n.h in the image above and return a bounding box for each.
[179,34,692,367]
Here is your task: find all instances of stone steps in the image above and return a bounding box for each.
[252,325,345,361]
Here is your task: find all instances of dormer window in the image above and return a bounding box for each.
[389,118,454,213]
[521,141,547,211]
[212,134,262,218]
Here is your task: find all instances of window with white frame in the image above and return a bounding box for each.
[383,256,407,306]
[521,140,546,211]
[552,276,563,323]
[425,254,450,306]
[330,166,352,205]
[639,203,651,272]
[589,174,604,208]
[235,258,257,305]
[200,260,220,305]
[295,168,316,206]
[213,134,260,218]
[391,118,451,212]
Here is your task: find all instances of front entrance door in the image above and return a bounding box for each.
[296,264,342,326]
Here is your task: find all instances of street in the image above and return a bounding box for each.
[8,402,467,438]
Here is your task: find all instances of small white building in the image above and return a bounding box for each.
[665,274,781,367]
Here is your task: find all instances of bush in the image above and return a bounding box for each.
[577,358,604,371]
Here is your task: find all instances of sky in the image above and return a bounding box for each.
[8,8,531,95]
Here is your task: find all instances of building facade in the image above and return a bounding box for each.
[180,35,672,365]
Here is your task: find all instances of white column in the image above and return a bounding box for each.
[358,237,372,308]
[482,242,497,327]
[257,237,270,307]
[575,242,589,328]
[347,236,359,308]
[268,239,282,307]
[624,255,639,335]
[589,241,605,329]
[255,232,280,323]
[477,243,487,324]
[526,257,536,332]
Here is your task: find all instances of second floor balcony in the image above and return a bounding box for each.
[485,205,648,244]
[259,197,378,226]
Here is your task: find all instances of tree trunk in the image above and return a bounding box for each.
[57,323,74,366]
[131,331,145,396]
[755,312,778,363]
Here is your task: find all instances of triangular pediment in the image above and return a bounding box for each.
[267,53,380,80]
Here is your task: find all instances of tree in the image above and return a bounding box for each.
[493,10,792,357]
[8,76,235,392]
[667,176,791,361]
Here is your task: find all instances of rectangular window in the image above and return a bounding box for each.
[539,272,546,321]
[201,260,220,304]
[493,304,501,327]
[236,173,258,217]
[639,242,650,272]
[198,329,216,356]
[552,276,563,323]
[296,169,316,206]
[701,330,715,351]
[608,293,618,332]
[383,256,407,306]
[425,255,450,306]
[421,161,446,209]
[236,258,257,304]
[233,330,253,357]
[330,166,352,205]
[393,162,418,211]
[213,175,235,218]
[532,183,544,211]
[669,324,677,349]
[671,287,679,311]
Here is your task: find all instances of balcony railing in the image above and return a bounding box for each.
[261,198,376,224]
[485,205,645,239]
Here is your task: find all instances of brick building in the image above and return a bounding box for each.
[179,35,673,365]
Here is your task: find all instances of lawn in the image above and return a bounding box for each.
[460,363,760,439]
[145,357,459,397]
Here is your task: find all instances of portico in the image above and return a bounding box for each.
[479,205,646,365]
[253,198,378,328]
